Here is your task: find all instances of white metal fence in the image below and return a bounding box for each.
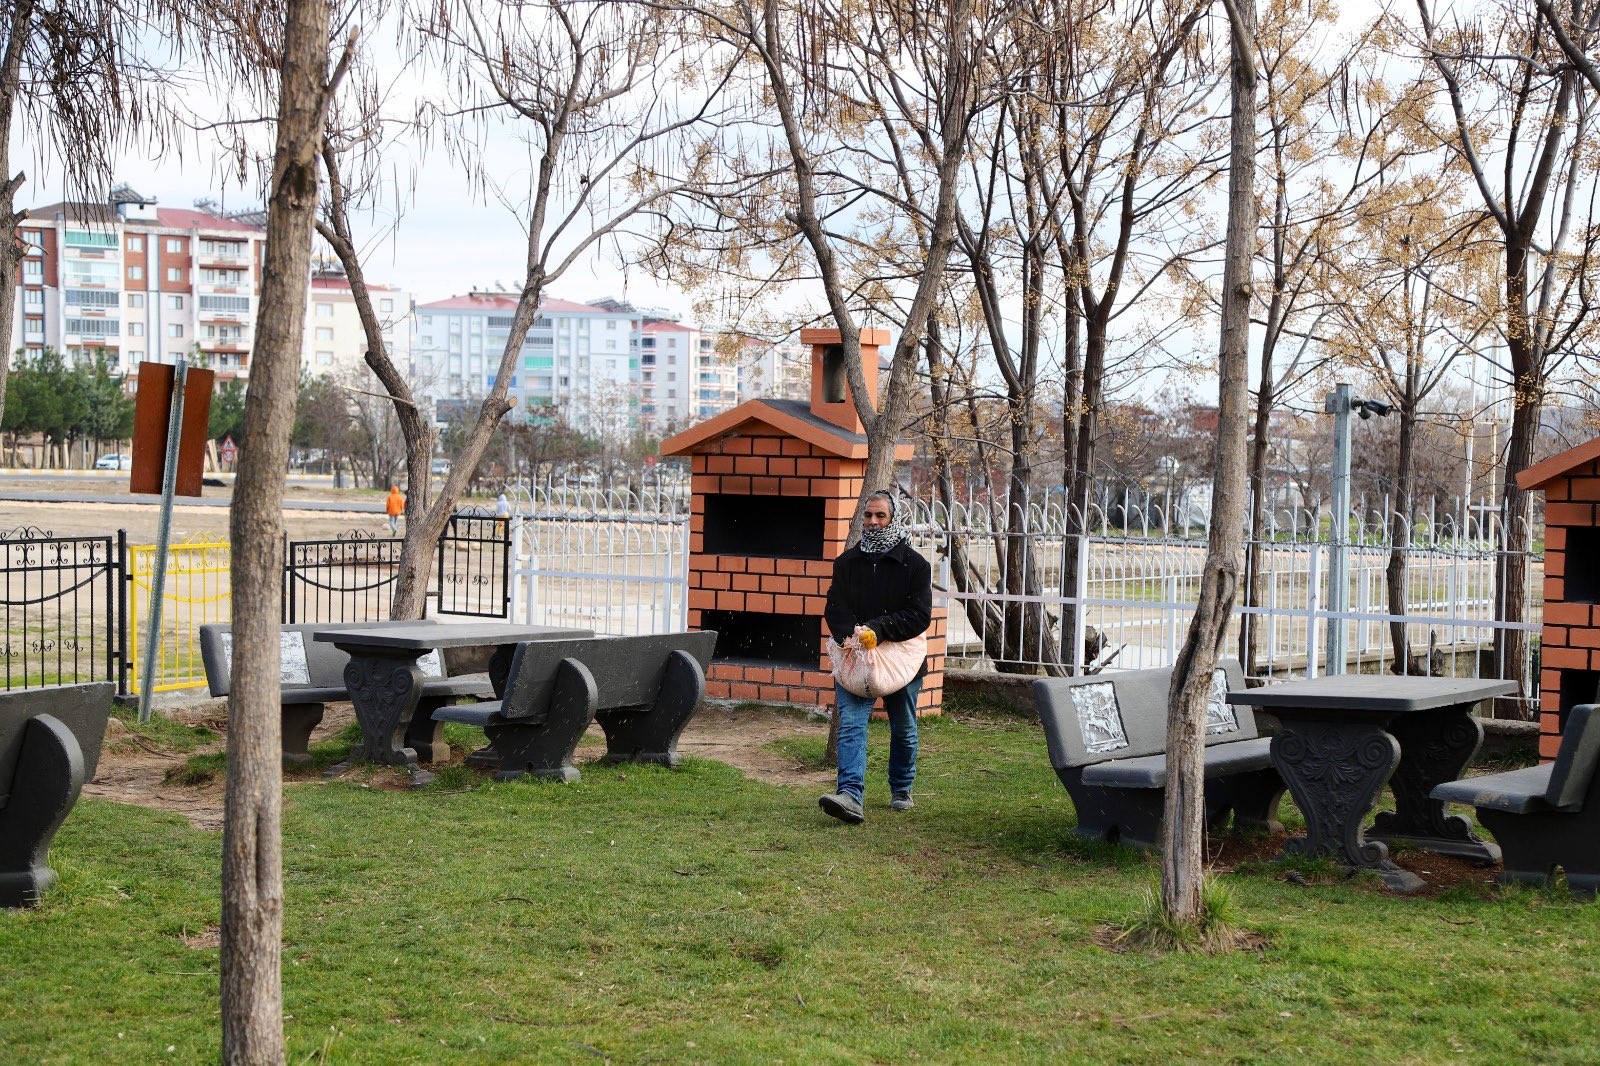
[500,481,1543,717]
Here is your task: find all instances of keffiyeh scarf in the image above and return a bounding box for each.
[858,493,910,554]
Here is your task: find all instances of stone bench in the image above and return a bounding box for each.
[1433,703,1600,898]
[0,683,113,907]
[198,621,493,764]
[1033,661,1285,849]
[435,631,718,782]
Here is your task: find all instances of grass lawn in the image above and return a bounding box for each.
[3,710,1599,1063]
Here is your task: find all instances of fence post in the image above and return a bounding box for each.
[115,529,131,698]
[1071,532,1088,674]
[1306,543,1322,679]
[507,516,524,623]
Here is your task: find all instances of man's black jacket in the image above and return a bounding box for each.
[824,540,933,666]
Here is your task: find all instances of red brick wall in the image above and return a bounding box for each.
[685,430,947,714]
[1538,462,1600,760]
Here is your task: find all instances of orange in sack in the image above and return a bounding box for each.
[828,631,927,699]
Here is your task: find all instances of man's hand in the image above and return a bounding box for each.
[855,626,878,650]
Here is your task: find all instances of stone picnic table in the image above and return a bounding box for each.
[314,621,594,785]
[1227,674,1516,893]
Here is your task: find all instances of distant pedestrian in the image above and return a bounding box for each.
[496,493,512,519]
[386,485,405,534]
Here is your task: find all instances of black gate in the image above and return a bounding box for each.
[281,512,511,624]
[0,526,128,693]
[436,511,512,618]
[281,531,403,624]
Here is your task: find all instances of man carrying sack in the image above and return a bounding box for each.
[818,489,933,824]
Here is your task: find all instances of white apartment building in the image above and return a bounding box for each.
[412,293,642,435]
[737,337,810,404]
[16,187,265,379]
[304,268,414,379]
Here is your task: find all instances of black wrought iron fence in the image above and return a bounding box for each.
[280,513,512,624]
[0,526,127,693]
[436,510,511,618]
[281,530,403,624]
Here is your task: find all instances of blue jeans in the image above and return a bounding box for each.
[834,677,921,803]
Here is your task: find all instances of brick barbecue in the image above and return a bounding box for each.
[1519,438,1600,760]
[659,328,946,713]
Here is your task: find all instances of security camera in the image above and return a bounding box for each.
[1355,399,1393,419]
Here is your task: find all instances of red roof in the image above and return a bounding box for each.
[1519,436,1600,491]
[643,320,692,333]
[416,294,627,314]
[152,208,262,233]
[311,276,400,292]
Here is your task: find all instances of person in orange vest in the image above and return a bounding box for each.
[385,485,405,534]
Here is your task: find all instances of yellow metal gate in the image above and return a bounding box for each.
[128,536,232,693]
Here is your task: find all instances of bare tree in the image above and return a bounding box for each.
[1161,0,1255,930]
[222,1,350,1058]
[0,1,193,426]
[1413,0,1600,712]
[317,0,738,618]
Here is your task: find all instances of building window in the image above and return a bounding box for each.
[317,351,334,366]
[316,327,334,341]
[605,340,617,351]
[127,293,144,308]
[23,289,43,309]
[127,265,143,281]
[128,322,145,337]
[316,303,333,318]
[667,389,676,398]
[379,298,394,312]
[166,267,183,282]
[23,260,42,280]
[606,320,617,330]
[65,230,118,248]
[167,324,184,338]
[128,350,144,361]
[166,239,184,254]
[127,236,144,253]
[166,295,184,310]
[667,372,676,381]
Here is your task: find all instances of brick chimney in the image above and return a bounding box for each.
[800,328,890,435]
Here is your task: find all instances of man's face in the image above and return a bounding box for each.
[862,498,893,530]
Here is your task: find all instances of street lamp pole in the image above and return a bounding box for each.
[1325,384,1353,675]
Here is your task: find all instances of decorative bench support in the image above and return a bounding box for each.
[1433,704,1600,898]
[199,621,492,765]
[435,632,717,782]
[1033,662,1284,850]
[0,683,113,907]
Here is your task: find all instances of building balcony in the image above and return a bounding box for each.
[198,250,248,267]
[198,311,247,324]
[23,331,44,344]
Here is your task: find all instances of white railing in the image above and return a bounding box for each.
[495,476,1543,716]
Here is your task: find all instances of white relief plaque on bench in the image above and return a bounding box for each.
[416,649,445,678]
[219,632,312,686]
[1204,669,1238,735]
[1071,683,1129,754]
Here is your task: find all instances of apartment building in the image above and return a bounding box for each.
[304,267,414,379]
[15,186,265,379]
[737,336,810,403]
[412,293,643,434]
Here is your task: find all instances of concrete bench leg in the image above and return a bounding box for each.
[408,697,451,765]
[281,703,325,766]
[483,658,598,782]
[1480,806,1600,899]
[0,715,87,908]
[1061,776,1165,850]
[598,649,704,768]
[1209,768,1287,836]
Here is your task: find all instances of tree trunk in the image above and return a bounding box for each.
[1493,384,1537,716]
[0,0,32,429]
[222,0,333,1060]
[1240,378,1273,678]
[1162,0,1255,925]
[1387,404,1417,672]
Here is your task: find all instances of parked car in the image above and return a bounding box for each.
[95,454,132,471]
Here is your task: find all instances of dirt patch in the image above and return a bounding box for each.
[87,698,830,830]
[1207,830,1502,898]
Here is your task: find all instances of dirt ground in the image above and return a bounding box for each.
[4,495,396,544]
[88,696,833,833]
